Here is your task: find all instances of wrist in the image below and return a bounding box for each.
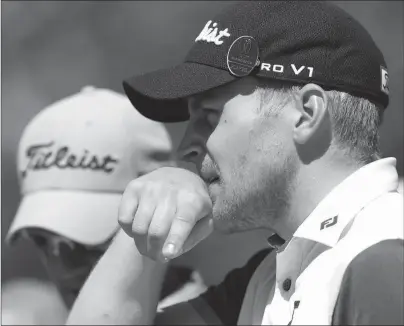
[141,253,169,276]
[113,229,168,272]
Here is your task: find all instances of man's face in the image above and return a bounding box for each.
[178,77,298,234]
[23,228,108,308]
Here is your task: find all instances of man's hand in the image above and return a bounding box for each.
[118,167,213,262]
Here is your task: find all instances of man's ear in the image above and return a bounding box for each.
[293,83,328,145]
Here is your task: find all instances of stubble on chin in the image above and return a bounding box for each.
[212,160,297,234]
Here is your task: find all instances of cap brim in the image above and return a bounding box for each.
[6,190,121,246]
[123,63,235,122]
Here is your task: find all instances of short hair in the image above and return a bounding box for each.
[256,80,384,163]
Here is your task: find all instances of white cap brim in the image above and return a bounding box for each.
[6,190,122,246]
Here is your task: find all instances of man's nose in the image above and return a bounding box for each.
[176,141,204,166]
[175,115,210,167]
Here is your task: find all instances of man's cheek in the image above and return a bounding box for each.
[212,122,250,161]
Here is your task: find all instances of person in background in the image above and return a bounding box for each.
[4,86,206,323]
[2,279,68,325]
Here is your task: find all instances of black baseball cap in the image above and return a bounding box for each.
[123,1,389,123]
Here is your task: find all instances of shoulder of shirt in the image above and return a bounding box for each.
[332,238,404,325]
[345,191,403,242]
[338,190,403,281]
[344,238,404,274]
[328,191,403,272]
[327,191,403,316]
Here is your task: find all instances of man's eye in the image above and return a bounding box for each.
[206,111,219,126]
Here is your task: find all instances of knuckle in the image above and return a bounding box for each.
[152,182,172,196]
[148,226,166,239]
[127,179,160,196]
[180,191,205,211]
[118,207,133,223]
[118,214,132,227]
[136,205,155,219]
[131,223,148,236]
[127,179,142,192]
[143,182,167,200]
[174,213,197,225]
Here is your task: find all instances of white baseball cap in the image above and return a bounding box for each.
[6,86,174,246]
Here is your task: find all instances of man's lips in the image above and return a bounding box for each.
[201,174,220,185]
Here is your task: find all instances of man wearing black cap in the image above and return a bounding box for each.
[68,1,403,325]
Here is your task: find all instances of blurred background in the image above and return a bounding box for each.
[2,0,403,290]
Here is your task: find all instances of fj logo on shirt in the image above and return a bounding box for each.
[320,215,338,230]
[195,20,230,45]
[20,141,119,178]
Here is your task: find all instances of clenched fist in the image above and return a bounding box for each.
[118,167,213,262]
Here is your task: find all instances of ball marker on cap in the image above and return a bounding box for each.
[227,36,260,77]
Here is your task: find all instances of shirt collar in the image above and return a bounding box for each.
[267,233,286,252]
[293,158,399,247]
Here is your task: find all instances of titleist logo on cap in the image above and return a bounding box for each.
[195,20,231,45]
[20,141,119,178]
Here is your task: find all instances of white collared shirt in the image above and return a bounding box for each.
[237,158,403,325]
[160,158,403,325]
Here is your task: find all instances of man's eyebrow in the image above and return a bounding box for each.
[189,106,220,118]
[189,96,220,113]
